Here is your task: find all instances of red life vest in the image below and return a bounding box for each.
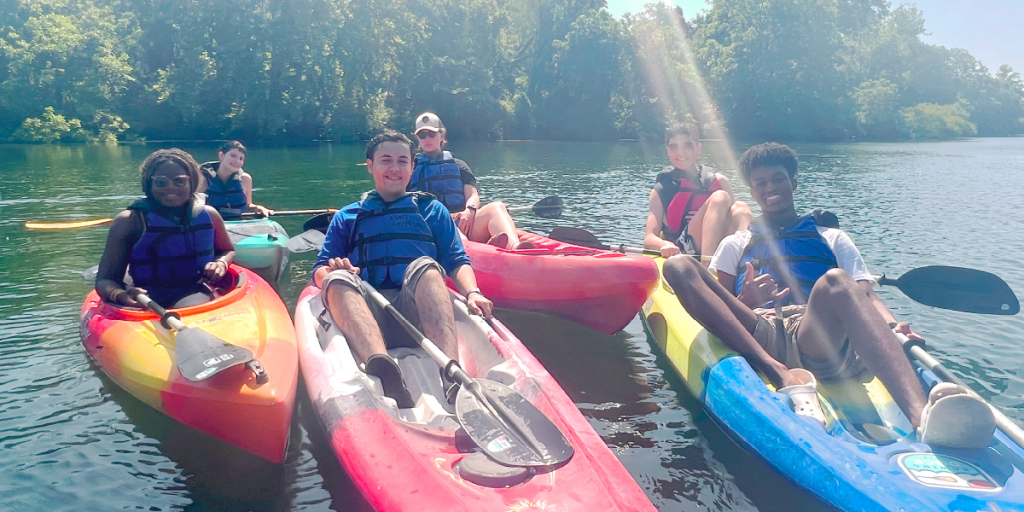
[654,166,723,241]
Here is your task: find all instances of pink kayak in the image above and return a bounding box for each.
[461,231,658,333]
[295,283,657,511]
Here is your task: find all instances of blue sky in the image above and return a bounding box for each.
[606,0,1024,75]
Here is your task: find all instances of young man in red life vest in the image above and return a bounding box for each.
[644,121,752,264]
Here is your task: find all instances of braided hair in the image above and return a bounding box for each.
[139,148,202,199]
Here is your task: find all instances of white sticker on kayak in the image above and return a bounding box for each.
[486,435,512,453]
[204,354,235,367]
[897,453,1001,492]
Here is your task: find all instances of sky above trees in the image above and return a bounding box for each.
[607,0,1024,73]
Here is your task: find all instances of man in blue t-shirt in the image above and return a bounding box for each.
[312,130,493,408]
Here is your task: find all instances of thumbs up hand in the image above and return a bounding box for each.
[737,261,785,308]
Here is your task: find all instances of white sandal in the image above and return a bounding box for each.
[918,382,995,449]
[779,368,826,426]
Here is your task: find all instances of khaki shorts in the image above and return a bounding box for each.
[751,304,866,380]
[321,256,446,349]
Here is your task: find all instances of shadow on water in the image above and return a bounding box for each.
[495,309,837,512]
[92,364,372,512]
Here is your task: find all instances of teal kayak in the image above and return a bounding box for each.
[225,218,289,283]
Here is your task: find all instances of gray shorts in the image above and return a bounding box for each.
[321,256,446,349]
[751,305,866,380]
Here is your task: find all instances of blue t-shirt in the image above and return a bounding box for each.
[313,192,471,279]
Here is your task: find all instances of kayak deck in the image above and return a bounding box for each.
[461,230,658,334]
[641,256,1024,511]
[296,284,657,511]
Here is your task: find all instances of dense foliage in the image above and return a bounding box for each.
[2,0,1021,143]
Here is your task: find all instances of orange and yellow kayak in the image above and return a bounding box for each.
[79,266,298,462]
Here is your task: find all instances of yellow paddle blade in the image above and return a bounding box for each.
[25,218,113,229]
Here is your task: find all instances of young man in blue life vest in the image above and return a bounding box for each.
[662,142,995,448]
[644,121,751,264]
[198,141,274,219]
[312,130,494,408]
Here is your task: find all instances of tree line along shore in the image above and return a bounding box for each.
[3,0,1022,145]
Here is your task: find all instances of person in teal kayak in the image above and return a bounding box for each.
[198,141,273,219]
[95,149,236,308]
[409,112,534,250]
[644,120,751,263]
[662,142,995,448]
[312,130,494,408]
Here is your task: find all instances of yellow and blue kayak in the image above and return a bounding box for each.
[640,256,1024,511]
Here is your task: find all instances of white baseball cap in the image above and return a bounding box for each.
[415,112,444,132]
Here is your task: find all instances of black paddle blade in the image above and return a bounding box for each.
[303,211,334,233]
[547,227,608,250]
[532,196,563,219]
[286,229,326,254]
[175,327,255,381]
[893,266,1020,315]
[456,379,574,467]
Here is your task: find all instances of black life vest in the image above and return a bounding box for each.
[128,198,216,305]
[201,162,248,220]
[409,151,467,213]
[348,192,438,289]
[735,211,839,307]
[654,166,723,246]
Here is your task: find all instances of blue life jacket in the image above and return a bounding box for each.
[409,151,466,213]
[128,198,216,305]
[735,212,838,307]
[201,162,248,220]
[348,192,438,289]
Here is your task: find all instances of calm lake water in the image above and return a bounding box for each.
[1,138,1023,511]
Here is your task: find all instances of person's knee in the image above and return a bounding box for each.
[812,268,857,300]
[707,190,731,208]
[731,200,752,218]
[663,254,702,289]
[322,270,363,307]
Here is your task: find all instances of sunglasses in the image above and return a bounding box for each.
[151,176,191,188]
[416,130,439,139]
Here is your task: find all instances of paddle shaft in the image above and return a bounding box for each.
[26,208,336,230]
[896,333,1024,447]
[360,282,550,459]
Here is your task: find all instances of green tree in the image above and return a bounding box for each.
[853,79,900,140]
[900,101,976,140]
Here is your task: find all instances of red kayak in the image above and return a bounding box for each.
[461,231,658,333]
[295,283,657,511]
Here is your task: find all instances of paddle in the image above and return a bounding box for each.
[25,208,336,230]
[506,195,563,219]
[548,227,660,255]
[129,290,268,385]
[877,266,1019,315]
[360,280,574,467]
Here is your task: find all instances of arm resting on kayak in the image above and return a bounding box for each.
[204,206,236,280]
[449,264,493,318]
[96,210,145,307]
[644,190,681,258]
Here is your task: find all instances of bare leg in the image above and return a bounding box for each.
[412,267,460,362]
[469,201,521,248]
[795,269,927,427]
[730,201,753,231]
[325,281,387,364]
[687,190,735,263]
[663,255,798,388]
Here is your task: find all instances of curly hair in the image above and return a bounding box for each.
[738,142,799,184]
[365,130,414,160]
[139,148,202,198]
